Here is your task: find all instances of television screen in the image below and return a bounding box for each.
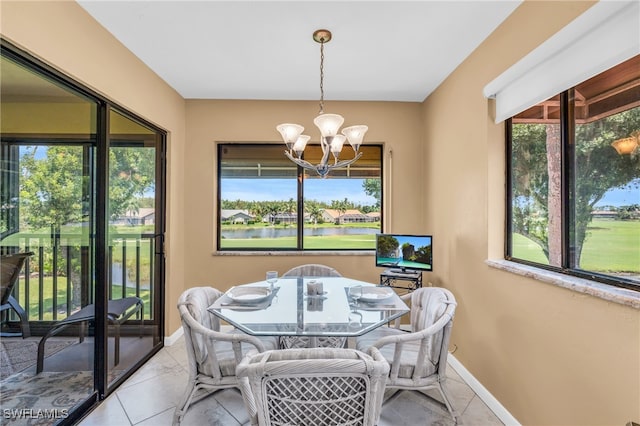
[375,234,433,272]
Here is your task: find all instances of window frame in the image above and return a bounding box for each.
[506,91,639,292]
[216,142,384,252]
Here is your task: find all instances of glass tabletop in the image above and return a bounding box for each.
[208,277,410,337]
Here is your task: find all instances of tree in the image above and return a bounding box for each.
[362,179,381,209]
[19,145,156,310]
[20,146,85,231]
[331,198,350,224]
[305,201,324,225]
[108,147,156,220]
[512,107,640,267]
[377,235,399,257]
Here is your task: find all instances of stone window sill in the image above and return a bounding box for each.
[214,250,373,256]
[486,259,639,309]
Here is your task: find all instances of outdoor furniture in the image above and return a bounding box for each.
[1,252,34,338]
[208,277,409,350]
[356,287,458,421]
[237,347,390,426]
[280,264,346,349]
[37,296,143,373]
[173,286,278,425]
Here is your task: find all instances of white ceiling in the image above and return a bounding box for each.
[77,0,522,102]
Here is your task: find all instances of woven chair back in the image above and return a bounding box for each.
[238,347,389,426]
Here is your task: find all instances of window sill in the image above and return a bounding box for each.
[486,259,639,309]
[214,250,373,256]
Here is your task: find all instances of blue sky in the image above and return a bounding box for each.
[221,178,378,205]
[222,177,639,208]
[594,179,640,207]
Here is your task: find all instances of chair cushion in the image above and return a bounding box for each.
[203,331,279,377]
[356,327,438,378]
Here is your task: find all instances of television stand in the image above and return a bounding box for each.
[380,269,423,291]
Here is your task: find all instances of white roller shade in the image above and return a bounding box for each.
[484,0,640,124]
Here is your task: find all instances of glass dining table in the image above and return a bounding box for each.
[207,277,410,342]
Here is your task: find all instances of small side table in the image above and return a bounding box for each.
[379,269,423,292]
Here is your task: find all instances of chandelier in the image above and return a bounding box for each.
[277,29,368,178]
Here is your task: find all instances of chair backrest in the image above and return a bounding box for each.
[237,347,389,426]
[282,263,342,277]
[407,287,457,377]
[178,286,229,379]
[1,252,33,305]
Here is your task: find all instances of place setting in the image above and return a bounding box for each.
[211,271,281,311]
[345,285,403,310]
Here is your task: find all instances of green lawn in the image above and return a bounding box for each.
[15,276,151,322]
[513,219,639,273]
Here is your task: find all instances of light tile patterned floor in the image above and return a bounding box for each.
[79,335,504,425]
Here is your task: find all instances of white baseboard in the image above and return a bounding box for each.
[163,327,183,346]
[447,354,521,426]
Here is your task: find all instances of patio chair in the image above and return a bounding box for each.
[280,264,345,349]
[355,287,458,421]
[173,286,279,425]
[36,296,143,373]
[237,347,389,426]
[1,252,34,338]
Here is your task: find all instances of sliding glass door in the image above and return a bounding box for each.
[1,41,165,423]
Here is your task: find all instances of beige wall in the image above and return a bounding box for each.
[2,1,639,424]
[422,1,639,425]
[184,99,423,290]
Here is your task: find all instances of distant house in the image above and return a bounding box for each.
[366,212,381,222]
[113,208,155,226]
[591,210,617,220]
[221,209,254,224]
[266,212,297,224]
[321,209,378,224]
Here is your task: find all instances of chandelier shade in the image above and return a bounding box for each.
[611,132,639,155]
[277,29,368,178]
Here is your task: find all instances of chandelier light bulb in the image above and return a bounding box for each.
[342,125,368,152]
[314,113,345,137]
[330,135,346,157]
[293,135,310,158]
[276,123,304,150]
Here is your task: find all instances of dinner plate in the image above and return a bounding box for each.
[226,286,271,304]
[359,287,395,303]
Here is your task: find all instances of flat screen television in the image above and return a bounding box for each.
[375,234,433,273]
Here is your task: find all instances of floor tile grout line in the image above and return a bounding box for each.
[115,392,134,426]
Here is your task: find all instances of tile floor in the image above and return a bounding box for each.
[79,335,505,426]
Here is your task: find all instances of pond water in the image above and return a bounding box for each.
[111,262,150,289]
[221,227,379,239]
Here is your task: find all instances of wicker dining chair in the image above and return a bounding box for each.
[282,263,343,278]
[280,264,345,349]
[356,287,458,421]
[237,347,389,426]
[173,286,279,425]
[1,252,34,338]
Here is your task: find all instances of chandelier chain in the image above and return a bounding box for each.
[319,40,325,114]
